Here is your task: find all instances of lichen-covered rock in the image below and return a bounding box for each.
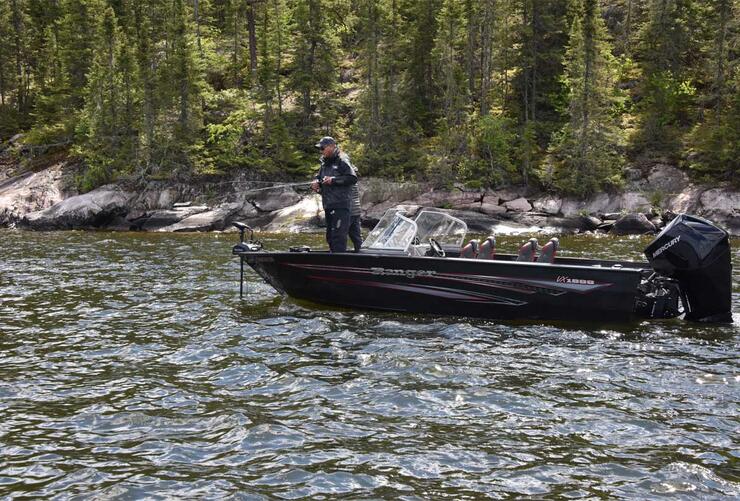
[620,192,652,213]
[697,188,740,235]
[247,186,302,212]
[665,185,704,214]
[479,202,507,216]
[561,192,620,216]
[532,196,562,215]
[488,186,528,203]
[262,195,325,232]
[138,205,210,231]
[646,164,689,194]
[503,197,532,212]
[23,185,133,230]
[161,203,244,232]
[0,163,70,226]
[610,213,656,235]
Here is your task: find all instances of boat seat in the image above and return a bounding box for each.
[537,237,559,263]
[478,236,496,259]
[460,239,479,258]
[516,238,538,262]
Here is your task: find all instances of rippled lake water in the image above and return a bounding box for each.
[1,229,738,499]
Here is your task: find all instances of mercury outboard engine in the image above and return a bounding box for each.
[644,214,733,323]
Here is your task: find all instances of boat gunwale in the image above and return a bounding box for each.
[238,250,650,275]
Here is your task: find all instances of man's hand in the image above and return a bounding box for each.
[311,180,320,192]
[322,176,334,185]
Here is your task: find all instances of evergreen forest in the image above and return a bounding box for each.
[0,0,737,195]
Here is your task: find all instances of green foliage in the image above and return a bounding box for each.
[0,0,735,194]
[549,0,625,197]
[465,114,516,187]
[634,70,696,151]
[687,88,740,185]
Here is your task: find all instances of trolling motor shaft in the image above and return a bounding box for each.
[232,222,263,298]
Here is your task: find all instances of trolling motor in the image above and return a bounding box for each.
[642,214,733,323]
[232,222,263,298]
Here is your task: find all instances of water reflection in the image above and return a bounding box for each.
[0,229,738,498]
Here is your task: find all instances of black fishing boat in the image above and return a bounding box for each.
[232,209,733,323]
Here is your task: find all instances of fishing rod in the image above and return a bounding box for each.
[203,180,313,190]
[237,181,313,192]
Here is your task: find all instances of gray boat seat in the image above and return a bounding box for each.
[460,239,479,258]
[516,238,538,262]
[537,237,559,263]
[478,236,496,259]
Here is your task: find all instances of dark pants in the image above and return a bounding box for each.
[349,215,362,252]
[325,208,350,252]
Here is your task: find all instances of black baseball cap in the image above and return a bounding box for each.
[315,136,336,149]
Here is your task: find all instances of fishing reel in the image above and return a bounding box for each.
[232,222,263,253]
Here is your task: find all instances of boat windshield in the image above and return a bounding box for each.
[414,209,467,248]
[364,210,418,250]
[363,208,468,252]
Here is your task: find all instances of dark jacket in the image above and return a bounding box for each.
[316,150,357,210]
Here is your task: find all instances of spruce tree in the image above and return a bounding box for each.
[77,5,140,190]
[549,0,624,196]
[687,0,739,184]
[635,0,703,151]
[353,0,412,178]
[288,0,340,138]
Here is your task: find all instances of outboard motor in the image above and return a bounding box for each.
[645,214,733,323]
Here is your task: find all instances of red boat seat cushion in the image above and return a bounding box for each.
[516,238,538,262]
[537,237,559,263]
[478,236,496,259]
[460,239,479,258]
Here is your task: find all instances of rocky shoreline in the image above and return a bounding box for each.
[0,161,737,237]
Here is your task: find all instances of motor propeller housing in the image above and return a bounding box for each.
[645,214,733,323]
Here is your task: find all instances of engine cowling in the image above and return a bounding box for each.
[645,214,733,323]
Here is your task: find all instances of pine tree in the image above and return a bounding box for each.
[549,0,624,196]
[513,0,570,185]
[635,0,703,151]
[401,0,442,136]
[58,0,101,108]
[77,5,140,190]
[687,0,739,183]
[288,0,340,137]
[0,1,14,113]
[352,0,421,178]
[435,0,467,129]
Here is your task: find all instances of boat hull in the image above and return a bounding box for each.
[243,252,646,322]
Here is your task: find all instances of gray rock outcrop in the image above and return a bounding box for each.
[610,213,656,235]
[0,163,70,226]
[1,161,738,236]
[23,185,133,230]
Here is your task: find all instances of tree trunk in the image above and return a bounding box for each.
[233,2,241,86]
[530,0,538,122]
[10,0,25,112]
[623,0,632,55]
[194,0,203,56]
[274,0,282,115]
[465,0,476,100]
[480,0,494,115]
[303,0,319,124]
[0,47,6,106]
[714,0,729,118]
[246,0,258,81]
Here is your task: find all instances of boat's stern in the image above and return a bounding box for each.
[639,214,733,323]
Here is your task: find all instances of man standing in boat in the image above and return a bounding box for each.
[311,136,357,252]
